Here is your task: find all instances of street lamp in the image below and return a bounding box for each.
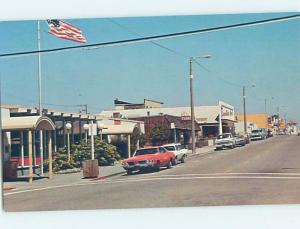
[242,84,255,134]
[189,54,211,154]
[65,122,72,162]
[83,123,89,144]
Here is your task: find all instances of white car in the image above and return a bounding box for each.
[163,143,188,164]
[215,133,236,150]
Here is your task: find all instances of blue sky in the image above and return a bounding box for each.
[0,12,299,123]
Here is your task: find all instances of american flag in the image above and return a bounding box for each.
[46,19,87,43]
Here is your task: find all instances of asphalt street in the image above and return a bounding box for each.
[3,135,300,211]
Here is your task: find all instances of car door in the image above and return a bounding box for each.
[176,145,183,160]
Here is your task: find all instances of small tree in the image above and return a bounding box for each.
[149,126,169,145]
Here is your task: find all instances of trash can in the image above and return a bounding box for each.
[82,159,99,178]
[5,159,19,180]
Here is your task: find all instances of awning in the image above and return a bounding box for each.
[2,116,56,131]
[100,123,140,135]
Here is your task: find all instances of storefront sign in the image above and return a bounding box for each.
[181,112,191,121]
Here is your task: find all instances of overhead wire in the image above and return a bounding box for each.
[106,18,190,59]
[107,18,239,86]
[0,14,299,58]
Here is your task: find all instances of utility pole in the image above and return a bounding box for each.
[243,86,247,134]
[189,58,196,154]
[84,104,88,114]
[264,98,267,128]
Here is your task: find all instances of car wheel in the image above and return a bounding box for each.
[172,158,177,166]
[181,155,186,163]
[126,170,133,175]
[166,160,172,169]
[154,161,161,172]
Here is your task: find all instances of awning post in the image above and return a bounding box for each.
[127,134,131,158]
[48,131,53,179]
[28,130,33,183]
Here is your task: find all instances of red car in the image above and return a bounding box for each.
[122,146,176,175]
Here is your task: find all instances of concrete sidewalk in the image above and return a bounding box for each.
[3,146,216,192]
[187,145,216,158]
[3,163,125,191]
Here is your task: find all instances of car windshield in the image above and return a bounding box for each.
[164,146,176,151]
[134,148,158,156]
[217,134,231,139]
[252,130,262,134]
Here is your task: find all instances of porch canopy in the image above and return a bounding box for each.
[100,122,139,135]
[2,115,55,183]
[2,116,55,131]
[97,120,142,158]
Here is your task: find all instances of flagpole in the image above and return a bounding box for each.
[37,20,44,176]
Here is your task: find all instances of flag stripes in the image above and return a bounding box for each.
[47,19,87,43]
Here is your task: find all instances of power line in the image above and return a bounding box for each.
[1,14,299,58]
[108,19,263,88]
[107,19,236,80]
[106,18,189,59]
[1,91,87,109]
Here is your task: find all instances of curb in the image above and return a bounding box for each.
[188,148,215,159]
[3,187,17,191]
[89,171,125,181]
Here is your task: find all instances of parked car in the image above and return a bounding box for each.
[122,147,176,175]
[234,134,246,146]
[250,128,268,140]
[267,129,273,138]
[215,133,236,150]
[244,133,251,144]
[163,143,188,164]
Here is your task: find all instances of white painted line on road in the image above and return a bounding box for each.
[97,175,300,185]
[120,172,300,180]
[5,172,300,197]
[3,182,82,196]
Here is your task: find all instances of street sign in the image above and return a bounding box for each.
[88,123,97,136]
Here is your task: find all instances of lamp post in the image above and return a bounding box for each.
[189,55,211,154]
[65,123,72,162]
[242,84,255,134]
[83,123,89,144]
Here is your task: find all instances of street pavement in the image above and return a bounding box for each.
[3,135,300,211]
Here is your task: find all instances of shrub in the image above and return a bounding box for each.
[72,137,121,166]
[52,149,78,172]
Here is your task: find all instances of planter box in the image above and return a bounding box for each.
[82,159,99,178]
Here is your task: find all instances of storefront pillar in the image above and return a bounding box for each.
[127,134,131,158]
[28,130,33,183]
[20,131,24,167]
[33,131,36,166]
[54,129,57,152]
[48,131,53,179]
